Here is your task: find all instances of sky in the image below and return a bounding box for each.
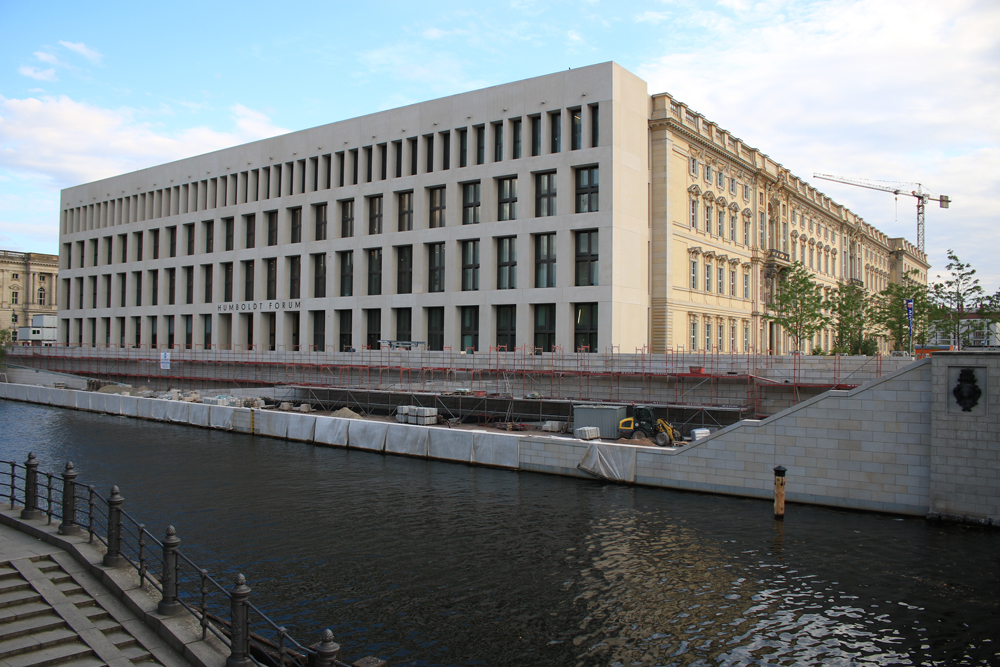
[1,0,997,292]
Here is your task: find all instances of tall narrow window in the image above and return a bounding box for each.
[397,245,412,294]
[245,215,255,249]
[290,208,302,243]
[313,253,326,298]
[498,177,517,221]
[312,310,325,352]
[440,133,450,170]
[339,310,352,352]
[590,104,599,147]
[462,182,481,225]
[459,129,468,168]
[223,263,233,302]
[718,209,725,237]
[497,237,517,289]
[496,305,516,350]
[575,230,598,286]
[570,109,582,150]
[575,166,599,213]
[536,172,557,217]
[428,243,445,293]
[534,304,555,352]
[398,192,413,231]
[426,307,444,351]
[460,306,478,352]
[690,200,698,229]
[574,303,598,352]
[168,227,177,257]
[152,230,161,259]
[341,199,354,238]
[550,112,561,153]
[265,258,276,300]
[690,260,698,289]
[225,218,234,250]
[461,240,480,291]
[267,211,278,246]
[493,123,503,162]
[184,267,194,304]
[512,119,522,159]
[243,261,254,301]
[429,187,446,228]
[395,308,412,342]
[424,136,434,173]
[315,205,327,241]
[289,255,301,299]
[475,126,485,165]
[718,266,725,294]
[368,195,383,234]
[202,223,212,253]
[530,116,541,157]
[705,263,712,293]
[366,309,381,350]
[367,248,382,296]
[393,141,403,178]
[340,251,353,297]
[535,233,556,288]
[203,265,212,303]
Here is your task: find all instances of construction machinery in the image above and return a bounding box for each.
[618,405,677,446]
[813,173,950,254]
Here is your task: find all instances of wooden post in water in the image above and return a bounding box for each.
[773,465,786,520]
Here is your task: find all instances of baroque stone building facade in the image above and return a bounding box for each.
[56,63,927,355]
[0,250,59,341]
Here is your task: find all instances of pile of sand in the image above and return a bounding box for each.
[331,407,361,419]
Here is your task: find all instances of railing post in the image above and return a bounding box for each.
[20,453,43,520]
[314,629,342,667]
[103,486,126,566]
[226,574,253,667]
[158,526,182,615]
[58,462,82,536]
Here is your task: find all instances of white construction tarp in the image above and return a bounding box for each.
[167,401,190,423]
[136,398,154,419]
[209,406,234,430]
[258,411,290,439]
[103,394,121,415]
[36,387,54,406]
[26,385,40,403]
[119,395,138,417]
[577,443,637,483]
[472,433,520,468]
[149,399,170,421]
[314,417,350,447]
[73,391,91,411]
[51,388,71,408]
[88,393,106,413]
[13,384,30,402]
[287,414,317,442]
[427,428,473,463]
[349,420,388,452]
[385,424,428,457]
[188,403,210,427]
[0,383,9,399]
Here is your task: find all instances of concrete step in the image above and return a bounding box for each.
[0,601,52,624]
[90,616,117,631]
[1,639,95,667]
[0,578,33,596]
[0,565,21,580]
[52,582,84,597]
[59,593,92,606]
[0,612,66,642]
[0,588,42,610]
[0,626,78,659]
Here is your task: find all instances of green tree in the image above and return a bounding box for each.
[828,281,877,355]
[929,250,1000,349]
[762,261,830,352]
[0,328,12,366]
[876,270,933,352]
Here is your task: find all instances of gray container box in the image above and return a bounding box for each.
[572,404,628,439]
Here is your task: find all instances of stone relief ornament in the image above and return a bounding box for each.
[953,368,982,412]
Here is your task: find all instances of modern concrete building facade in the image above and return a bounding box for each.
[56,62,927,355]
[0,250,58,342]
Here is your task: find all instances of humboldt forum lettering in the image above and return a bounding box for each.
[216,301,302,313]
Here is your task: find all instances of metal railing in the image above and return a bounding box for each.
[1,455,355,667]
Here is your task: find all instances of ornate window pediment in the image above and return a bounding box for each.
[688,184,702,197]
[703,191,716,202]
[716,196,728,207]
[742,207,753,217]
[728,202,740,212]
[688,246,702,256]
[716,254,728,263]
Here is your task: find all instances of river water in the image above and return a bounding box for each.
[1,401,997,666]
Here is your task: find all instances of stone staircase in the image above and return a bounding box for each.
[0,552,188,667]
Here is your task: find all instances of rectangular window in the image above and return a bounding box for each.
[136,232,145,261]
[429,187,446,228]
[718,266,725,294]
[368,195,383,234]
[200,222,210,254]
[690,260,698,289]
[575,167,598,213]
[119,273,127,307]
[224,218,234,250]
[367,248,382,296]
[289,255,301,299]
[744,272,750,299]
[223,263,233,302]
[536,172,557,217]
[428,243,445,293]
[534,304,555,352]
[339,251,353,297]
[530,116,541,157]
[570,108,582,150]
[496,305,516,351]
[424,135,434,173]
[409,138,417,176]
[574,303,598,353]
[339,310,352,352]
[690,200,698,228]
[730,215,737,242]
[393,141,403,178]
[426,307,444,351]
[313,253,326,298]
[730,178,737,195]
[512,119,522,159]
[266,211,278,246]
[366,309,381,350]
[340,199,355,238]
[718,209,725,237]
[475,126,485,165]
[290,208,302,243]
[203,265,213,303]
[550,112,561,153]
[744,220,751,245]
[241,261,253,301]
[690,319,698,351]
[744,184,750,200]
[717,171,724,190]
[460,306,479,352]
[493,123,503,162]
[461,240,480,291]
[462,182,481,224]
[395,308,412,342]
[396,245,412,294]
[535,233,556,288]
[705,320,712,352]
[440,133,450,170]
[704,164,712,182]
[590,104,599,147]
[705,263,712,293]
[244,215,255,249]
[313,204,327,241]
[312,310,325,352]
[690,157,698,175]
[265,258,276,300]
[398,191,413,231]
[498,177,517,221]
[575,230,598,287]
[459,129,468,168]
[167,227,176,258]
[184,315,192,349]
[150,230,160,260]
[497,237,517,290]
[730,270,736,296]
[705,204,712,229]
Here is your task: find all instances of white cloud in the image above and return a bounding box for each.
[422,27,448,40]
[636,0,1000,290]
[567,29,584,44]
[19,66,57,82]
[59,41,102,64]
[358,43,487,95]
[0,94,289,188]
[635,10,672,23]
[35,52,68,67]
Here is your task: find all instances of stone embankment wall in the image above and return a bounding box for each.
[2,352,996,525]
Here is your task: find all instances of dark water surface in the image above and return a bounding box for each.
[1,401,997,666]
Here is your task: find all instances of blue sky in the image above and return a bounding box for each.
[2,0,998,291]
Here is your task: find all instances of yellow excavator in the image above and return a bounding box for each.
[618,405,677,447]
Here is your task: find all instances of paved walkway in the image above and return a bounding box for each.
[0,521,191,667]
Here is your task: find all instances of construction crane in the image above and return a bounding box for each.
[812,173,950,254]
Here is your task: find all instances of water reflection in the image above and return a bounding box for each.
[1,402,997,666]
